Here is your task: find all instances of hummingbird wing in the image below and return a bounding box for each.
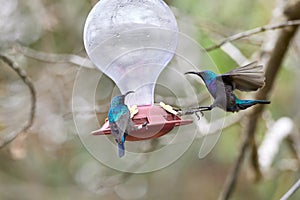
[109,106,131,142]
[220,61,265,91]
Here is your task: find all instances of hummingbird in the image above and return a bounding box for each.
[108,91,146,157]
[185,61,270,113]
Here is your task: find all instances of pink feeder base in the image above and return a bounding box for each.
[92,105,193,141]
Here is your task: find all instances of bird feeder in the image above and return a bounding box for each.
[84,0,193,141]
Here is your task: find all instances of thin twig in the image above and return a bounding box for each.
[0,54,36,148]
[14,43,95,69]
[250,136,262,182]
[280,178,300,200]
[205,19,300,52]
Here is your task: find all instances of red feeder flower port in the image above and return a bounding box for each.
[92,105,193,141]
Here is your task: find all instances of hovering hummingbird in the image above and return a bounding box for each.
[185,61,270,113]
[108,91,146,157]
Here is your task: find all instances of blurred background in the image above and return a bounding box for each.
[0,0,300,199]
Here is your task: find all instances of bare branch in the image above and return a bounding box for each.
[219,1,300,199]
[0,54,36,148]
[250,138,262,182]
[205,19,300,52]
[198,20,263,48]
[14,43,95,69]
[218,126,250,200]
[280,178,300,200]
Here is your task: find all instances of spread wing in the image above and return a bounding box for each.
[220,61,265,91]
[109,106,130,142]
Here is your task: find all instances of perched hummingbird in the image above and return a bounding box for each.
[108,91,147,157]
[185,61,270,113]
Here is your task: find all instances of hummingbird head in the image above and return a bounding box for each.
[111,91,134,107]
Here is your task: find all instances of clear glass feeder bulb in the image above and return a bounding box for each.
[84,0,178,106]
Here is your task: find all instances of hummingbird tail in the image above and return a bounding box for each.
[118,142,125,157]
[236,99,270,110]
[254,100,271,104]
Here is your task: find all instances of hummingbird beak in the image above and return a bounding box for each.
[185,71,202,77]
[185,71,206,82]
[124,91,135,97]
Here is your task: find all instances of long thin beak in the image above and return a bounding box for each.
[185,71,201,76]
[124,90,135,96]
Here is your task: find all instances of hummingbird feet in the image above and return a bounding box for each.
[137,121,148,130]
[178,108,205,120]
[194,111,203,120]
[177,106,212,120]
[190,106,212,119]
[197,106,212,111]
[142,121,148,130]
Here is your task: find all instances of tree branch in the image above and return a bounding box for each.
[0,54,36,148]
[14,43,95,69]
[205,19,300,52]
[218,128,250,200]
[219,1,300,199]
[280,178,300,200]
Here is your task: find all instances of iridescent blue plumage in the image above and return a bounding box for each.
[185,62,271,112]
[108,91,134,157]
[198,70,218,98]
